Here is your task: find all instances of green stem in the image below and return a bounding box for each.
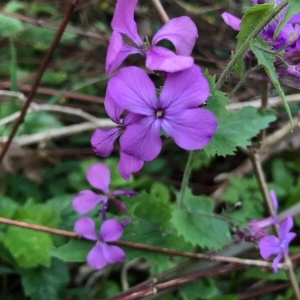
[214,0,288,91]
[178,151,196,208]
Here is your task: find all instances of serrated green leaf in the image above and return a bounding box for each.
[150,182,170,203]
[236,3,274,76]
[3,227,53,268]
[14,201,60,228]
[250,38,293,127]
[205,92,276,156]
[171,190,231,250]
[50,239,92,262]
[20,258,69,300]
[274,1,300,39]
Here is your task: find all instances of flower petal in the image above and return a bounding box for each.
[100,219,124,242]
[91,127,120,157]
[111,0,143,46]
[221,12,241,31]
[269,190,278,214]
[146,46,194,73]
[283,232,296,251]
[152,16,198,56]
[118,151,144,180]
[113,189,138,197]
[159,65,210,111]
[106,31,142,75]
[120,117,162,161]
[72,190,106,214]
[258,235,280,259]
[87,243,107,270]
[279,215,294,239]
[272,252,283,274]
[102,243,126,264]
[74,216,98,240]
[104,89,124,124]
[108,66,157,115]
[86,163,110,193]
[162,108,217,150]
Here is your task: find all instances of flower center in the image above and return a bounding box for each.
[140,36,151,52]
[156,109,163,118]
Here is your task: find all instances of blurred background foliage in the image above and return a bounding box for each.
[0,0,300,299]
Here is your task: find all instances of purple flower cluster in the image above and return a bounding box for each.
[238,190,296,273]
[91,0,218,180]
[221,0,300,87]
[73,162,136,270]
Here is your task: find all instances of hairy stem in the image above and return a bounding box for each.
[0,0,79,165]
[0,217,286,269]
[214,0,288,91]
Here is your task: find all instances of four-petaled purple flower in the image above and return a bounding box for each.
[72,162,137,219]
[105,65,217,162]
[75,217,125,270]
[258,215,296,273]
[106,0,198,74]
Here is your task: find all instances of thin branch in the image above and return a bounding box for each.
[108,264,245,300]
[151,0,170,23]
[0,0,79,165]
[0,217,286,270]
[0,121,113,146]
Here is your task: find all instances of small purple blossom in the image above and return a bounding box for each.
[75,217,126,270]
[72,162,137,218]
[90,94,144,180]
[106,65,217,162]
[106,0,198,74]
[258,215,296,273]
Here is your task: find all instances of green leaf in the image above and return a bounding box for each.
[21,258,69,300]
[244,267,287,281]
[250,38,292,127]
[205,91,276,156]
[171,190,231,250]
[4,1,26,13]
[221,177,263,224]
[14,201,60,228]
[235,3,274,76]
[50,239,92,262]
[46,194,78,231]
[0,196,18,219]
[274,0,300,39]
[3,227,53,268]
[122,192,191,274]
[150,182,170,203]
[180,278,218,300]
[0,15,23,37]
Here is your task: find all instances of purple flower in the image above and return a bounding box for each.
[258,215,296,273]
[75,217,125,270]
[106,0,198,74]
[107,65,217,162]
[221,10,296,50]
[90,94,144,180]
[72,162,137,218]
[247,190,278,239]
[221,12,241,31]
